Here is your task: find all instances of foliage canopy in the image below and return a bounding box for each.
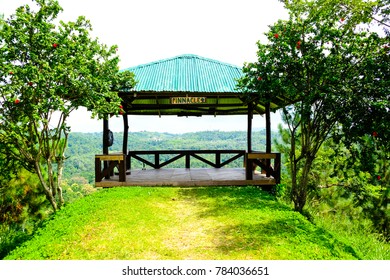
[238,0,389,212]
[0,0,136,210]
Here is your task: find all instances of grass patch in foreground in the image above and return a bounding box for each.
[6,187,360,260]
[311,213,390,260]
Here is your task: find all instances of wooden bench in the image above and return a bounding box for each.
[95,153,126,182]
[245,152,281,184]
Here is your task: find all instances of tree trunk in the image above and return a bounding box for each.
[55,132,68,209]
[35,161,58,211]
[293,157,314,213]
[47,158,56,197]
[56,159,65,208]
[288,120,315,213]
[289,127,298,204]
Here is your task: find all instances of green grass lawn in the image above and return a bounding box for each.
[5,187,362,260]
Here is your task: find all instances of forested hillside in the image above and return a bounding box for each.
[63,130,275,184]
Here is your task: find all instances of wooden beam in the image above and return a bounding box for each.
[246,104,254,180]
[122,113,129,155]
[265,102,271,153]
[190,153,217,168]
[130,154,157,169]
[95,154,125,161]
[124,108,251,116]
[103,118,109,155]
[265,102,271,177]
[159,154,186,168]
[247,104,253,153]
[219,152,245,167]
[102,117,109,179]
[247,153,277,159]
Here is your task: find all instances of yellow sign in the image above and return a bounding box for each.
[170,97,207,104]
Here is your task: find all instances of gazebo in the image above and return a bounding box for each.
[95,54,287,187]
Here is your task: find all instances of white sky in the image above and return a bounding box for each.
[2,0,289,133]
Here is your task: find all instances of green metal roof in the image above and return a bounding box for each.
[119,54,290,116]
[122,54,242,93]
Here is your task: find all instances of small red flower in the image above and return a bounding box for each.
[257,76,262,81]
[372,131,378,137]
[28,82,33,86]
[14,99,20,104]
[377,175,381,181]
[274,33,279,39]
[119,105,125,115]
[9,71,14,75]
[340,18,345,22]
[52,43,58,48]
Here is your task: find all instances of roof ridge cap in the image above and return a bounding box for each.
[122,54,241,71]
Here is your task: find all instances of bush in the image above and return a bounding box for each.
[0,224,31,259]
[61,181,96,204]
[0,169,49,226]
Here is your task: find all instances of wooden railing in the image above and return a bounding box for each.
[127,150,246,170]
[94,150,281,185]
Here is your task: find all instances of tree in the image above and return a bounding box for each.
[0,0,136,211]
[238,0,389,212]
[281,0,390,147]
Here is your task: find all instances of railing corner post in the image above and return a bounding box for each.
[185,153,190,168]
[245,153,253,180]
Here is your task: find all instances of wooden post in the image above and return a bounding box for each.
[275,153,281,184]
[247,104,253,153]
[185,153,190,168]
[155,152,160,169]
[118,154,126,182]
[95,157,102,182]
[216,151,221,168]
[265,102,271,177]
[265,102,271,154]
[246,104,253,180]
[103,118,109,155]
[103,118,109,179]
[122,113,129,156]
[122,113,130,172]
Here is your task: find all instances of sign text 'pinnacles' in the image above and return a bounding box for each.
[170,97,207,104]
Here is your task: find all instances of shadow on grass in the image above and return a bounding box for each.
[0,228,32,260]
[178,186,291,213]
[178,187,359,259]
[214,220,359,259]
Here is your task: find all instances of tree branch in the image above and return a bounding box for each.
[373,16,390,28]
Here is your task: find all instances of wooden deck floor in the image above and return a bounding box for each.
[95,168,276,188]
